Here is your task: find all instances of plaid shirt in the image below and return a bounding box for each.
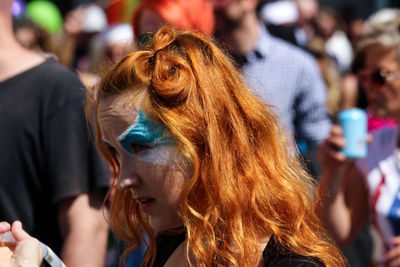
[240,24,332,147]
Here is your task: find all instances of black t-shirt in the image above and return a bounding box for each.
[263,236,324,266]
[0,60,109,255]
[150,232,324,266]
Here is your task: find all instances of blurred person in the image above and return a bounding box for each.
[2,25,345,267]
[0,0,110,267]
[131,0,215,37]
[340,9,398,132]
[13,16,54,54]
[102,23,135,64]
[318,10,400,266]
[307,36,341,120]
[340,52,397,133]
[258,0,302,47]
[312,7,353,74]
[212,0,331,178]
[57,3,108,70]
[295,0,319,45]
[259,0,320,48]
[79,23,136,87]
[57,4,108,87]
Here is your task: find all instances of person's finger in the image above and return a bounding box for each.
[10,221,30,242]
[392,236,400,245]
[0,222,11,233]
[330,124,344,137]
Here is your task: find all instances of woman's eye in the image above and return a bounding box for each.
[130,143,152,154]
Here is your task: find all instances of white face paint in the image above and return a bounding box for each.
[97,92,190,232]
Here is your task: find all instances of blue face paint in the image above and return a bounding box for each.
[118,110,176,155]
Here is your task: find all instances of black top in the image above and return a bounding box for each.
[150,232,324,266]
[263,236,324,266]
[0,60,109,255]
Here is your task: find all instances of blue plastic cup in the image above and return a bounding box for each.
[338,108,367,159]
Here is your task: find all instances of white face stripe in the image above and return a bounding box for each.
[128,146,179,166]
[112,109,179,166]
[117,114,139,142]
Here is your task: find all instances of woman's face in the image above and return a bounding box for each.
[360,45,400,120]
[97,91,189,232]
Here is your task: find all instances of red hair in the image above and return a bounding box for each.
[88,26,345,266]
[131,0,215,36]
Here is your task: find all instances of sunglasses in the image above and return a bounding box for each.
[358,69,400,88]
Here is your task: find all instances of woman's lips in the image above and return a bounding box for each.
[137,197,155,212]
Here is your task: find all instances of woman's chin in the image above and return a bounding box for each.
[370,107,388,119]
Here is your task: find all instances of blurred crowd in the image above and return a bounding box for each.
[10,0,399,124]
[3,0,400,266]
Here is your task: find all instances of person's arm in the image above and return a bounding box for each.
[317,125,369,248]
[56,8,84,68]
[57,190,108,267]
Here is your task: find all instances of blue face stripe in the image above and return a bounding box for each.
[118,110,176,154]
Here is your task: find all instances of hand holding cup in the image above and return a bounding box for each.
[338,108,367,159]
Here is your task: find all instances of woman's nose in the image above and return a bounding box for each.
[117,173,141,190]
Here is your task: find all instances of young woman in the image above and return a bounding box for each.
[0,26,344,266]
[318,11,400,267]
[93,26,343,266]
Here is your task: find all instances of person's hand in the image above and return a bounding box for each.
[317,125,347,171]
[63,8,85,36]
[385,236,400,266]
[0,221,43,267]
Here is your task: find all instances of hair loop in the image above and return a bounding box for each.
[149,48,164,68]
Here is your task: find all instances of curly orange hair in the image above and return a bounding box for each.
[88,26,345,266]
[131,0,215,36]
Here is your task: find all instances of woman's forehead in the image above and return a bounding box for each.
[364,45,398,67]
[98,89,146,114]
[97,91,146,139]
